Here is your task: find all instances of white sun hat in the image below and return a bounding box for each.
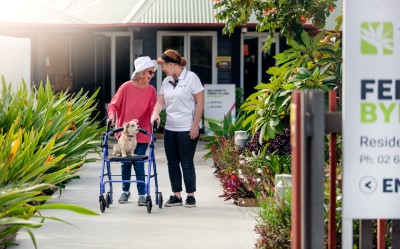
[131,56,157,79]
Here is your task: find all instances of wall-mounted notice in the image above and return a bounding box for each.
[204,84,235,134]
[343,0,400,219]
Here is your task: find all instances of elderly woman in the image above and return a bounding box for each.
[151,49,204,208]
[107,56,157,206]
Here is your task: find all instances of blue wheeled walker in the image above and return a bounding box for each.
[99,121,163,213]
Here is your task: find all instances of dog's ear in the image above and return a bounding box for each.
[132,119,139,124]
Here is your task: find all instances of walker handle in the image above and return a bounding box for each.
[112,127,124,133]
[139,128,148,134]
[106,120,112,133]
[153,121,158,133]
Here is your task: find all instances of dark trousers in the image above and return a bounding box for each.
[164,129,198,193]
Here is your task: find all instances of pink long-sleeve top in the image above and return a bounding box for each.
[107,81,156,143]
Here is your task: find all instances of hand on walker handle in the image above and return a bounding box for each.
[107,115,116,125]
[106,116,116,132]
[150,113,160,128]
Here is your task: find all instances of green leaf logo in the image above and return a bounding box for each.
[361,22,393,55]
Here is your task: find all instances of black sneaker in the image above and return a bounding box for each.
[185,196,196,208]
[164,195,183,207]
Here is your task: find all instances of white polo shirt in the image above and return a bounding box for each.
[160,68,204,131]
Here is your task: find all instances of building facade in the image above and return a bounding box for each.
[0,0,292,122]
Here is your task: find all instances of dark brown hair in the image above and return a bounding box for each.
[157,49,187,67]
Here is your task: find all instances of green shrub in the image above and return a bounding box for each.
[235,87,244,114]
[210,137,246,200]
[255,194,292,249]
[0,123,75,186]
[203,112,249,159]
[0,77,102,248]
[0,183,98,248]
[238,149,291,198]
[0,78,103,184]
[241,30,341,144]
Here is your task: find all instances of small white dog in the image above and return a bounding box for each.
[112,119,139,157]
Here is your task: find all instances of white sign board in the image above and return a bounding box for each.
[204,84,235,134]
[343,0,400,219]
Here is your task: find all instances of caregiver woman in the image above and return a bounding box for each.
[151,49,204,208]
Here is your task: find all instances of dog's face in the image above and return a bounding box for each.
[124,119,139,136]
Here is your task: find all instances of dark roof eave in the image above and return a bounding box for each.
[127,23,258,28]
[0,22,257,29]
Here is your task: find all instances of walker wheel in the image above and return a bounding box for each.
[99,196,106,213]
[158,193,163,209]
[105,192,111,208]
[146,197,152,213]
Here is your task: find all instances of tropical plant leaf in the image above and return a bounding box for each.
[35,203,99,216]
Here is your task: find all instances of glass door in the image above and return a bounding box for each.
[157,31,217,90]
[189,34,213,84]
[241,33,279,100]
[243,36,259,100]
[160,34,185,80]
[95,32,132,96]
[161,35,185,55]
[94,32,132,122]
[115,36,131,90]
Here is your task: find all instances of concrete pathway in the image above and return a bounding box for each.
[15,139,258,249]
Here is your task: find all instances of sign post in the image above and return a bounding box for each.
[203,84,235,134]
[343,0,400,246]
